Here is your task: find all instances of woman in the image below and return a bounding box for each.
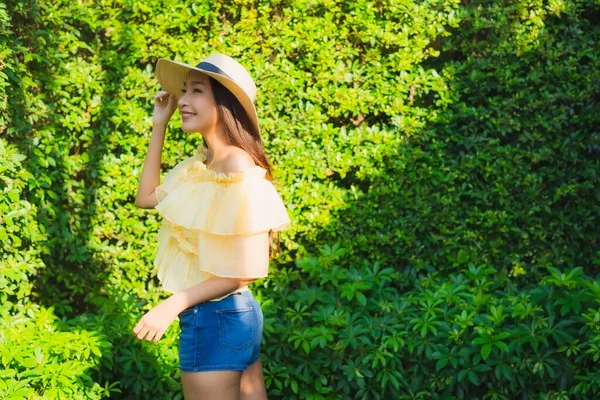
[132,53,291,399]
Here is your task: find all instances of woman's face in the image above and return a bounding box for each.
[177,70,218,134]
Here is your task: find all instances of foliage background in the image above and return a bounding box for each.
[1,0,599,398]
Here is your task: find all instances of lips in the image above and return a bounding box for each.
[181,111,197,121]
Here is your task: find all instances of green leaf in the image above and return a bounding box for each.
[356,292,367,306]
[436,358,448,371]
[302,341,310,354]
[468,370,480,385]
[481,344,492,359]
[472,337,488,345]
[495,341,508,352]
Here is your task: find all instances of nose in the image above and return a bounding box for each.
[177,92,187,108]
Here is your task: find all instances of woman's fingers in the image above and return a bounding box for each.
[144,329,157,342]
[152,91,177,125]
[143,328,164,342]
[133,319,143,334]
[136,326,151,340]
[133,319,165,342]
[140,328,164,342]
[154,91,172,104]
[133,318,150,339]
[150,330,165,343]
[156,94,177,114]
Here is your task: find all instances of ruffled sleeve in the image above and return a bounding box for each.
[154,169,291,236]
[152,148,292,293]
[154,156,200,204]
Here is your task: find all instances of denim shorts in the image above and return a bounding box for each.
[177,290,264,372]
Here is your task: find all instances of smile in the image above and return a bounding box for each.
[181,112,196,120]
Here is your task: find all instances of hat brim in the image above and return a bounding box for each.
[156,58,260,134]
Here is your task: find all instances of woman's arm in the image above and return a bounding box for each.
[133,275,259,342]
[136,90,177,209]
[134,124,166,209]
[171,276,257,312]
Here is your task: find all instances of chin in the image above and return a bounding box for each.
[181,123,203,133]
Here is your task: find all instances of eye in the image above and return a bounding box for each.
[194,88,202,93]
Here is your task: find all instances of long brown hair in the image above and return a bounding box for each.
[206,75,282,259]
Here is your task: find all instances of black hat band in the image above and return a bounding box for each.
[195,61,233,80]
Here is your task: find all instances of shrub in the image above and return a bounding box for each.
[2,0,598,398]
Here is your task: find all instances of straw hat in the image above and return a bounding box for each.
[155,53,260,135]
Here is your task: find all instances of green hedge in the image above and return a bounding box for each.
[2,0,599,398]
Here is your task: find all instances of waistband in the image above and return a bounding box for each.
[178,290,254,318]
[207,285,250,302]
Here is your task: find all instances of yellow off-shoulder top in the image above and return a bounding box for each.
[153,144,292,301]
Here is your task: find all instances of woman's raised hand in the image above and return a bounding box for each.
[153,90,178,128]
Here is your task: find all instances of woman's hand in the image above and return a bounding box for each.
[132,296,183,342]
[153,90,178,128]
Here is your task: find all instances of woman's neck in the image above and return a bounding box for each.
[202,130,230,167]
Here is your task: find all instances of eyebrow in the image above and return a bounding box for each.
[183,80,207,86]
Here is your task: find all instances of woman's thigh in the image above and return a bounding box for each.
[178,291,264,399]
[181,370,242,400]
[240,358,268,400]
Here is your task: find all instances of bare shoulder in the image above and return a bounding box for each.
[221,147,256,174]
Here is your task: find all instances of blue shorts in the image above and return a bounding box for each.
[177,290,264,372]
